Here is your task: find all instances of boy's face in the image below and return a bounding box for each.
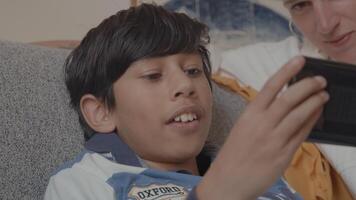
[285,0,356,64]
[110,53,213,166]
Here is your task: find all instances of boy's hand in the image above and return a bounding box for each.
[197,56,329,200]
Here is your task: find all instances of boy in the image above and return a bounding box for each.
[45,3,329,200]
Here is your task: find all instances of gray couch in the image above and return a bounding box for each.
[0,40,246,200]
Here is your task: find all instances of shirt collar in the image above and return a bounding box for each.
[84,132,141,167]
[84,132,211,175]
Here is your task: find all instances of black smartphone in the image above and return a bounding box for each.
[289,56,356,146]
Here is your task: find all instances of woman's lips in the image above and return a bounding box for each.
[325,31,354,47]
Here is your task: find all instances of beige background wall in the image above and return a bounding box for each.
[0,0,131,43]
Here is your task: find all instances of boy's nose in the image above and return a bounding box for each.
[314,0,340,35]
[170,72,196,100]
[173,88,195,99]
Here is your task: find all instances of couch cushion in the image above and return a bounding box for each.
[209,83,246,152]
[0,40,246,200]
[0,40,83,200]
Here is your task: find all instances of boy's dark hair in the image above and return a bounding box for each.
[65,3,212,140]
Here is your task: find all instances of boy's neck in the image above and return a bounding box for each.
[143,158,199,175]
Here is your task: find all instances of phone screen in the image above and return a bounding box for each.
[289,57,356,146]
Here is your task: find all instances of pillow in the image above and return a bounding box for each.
[0,40,82,200]
[209,81,247,152]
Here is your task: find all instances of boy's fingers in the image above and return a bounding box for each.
[287,107,323,152]
[267,76,327,125]
[252,56,305,110]
[274,90,329,144]
[273,108,323,169]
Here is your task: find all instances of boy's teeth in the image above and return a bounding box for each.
[181,114,188,122]
[173,113,197,123]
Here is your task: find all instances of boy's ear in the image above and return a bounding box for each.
[80,94,116,133]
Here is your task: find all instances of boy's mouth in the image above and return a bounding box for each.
[172,113,198,123]
[167,112,201,131]
[166,106,202,125]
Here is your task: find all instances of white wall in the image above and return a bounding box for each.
[0,0,131,43]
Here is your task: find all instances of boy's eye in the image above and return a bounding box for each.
[290,1,312,14]
[185,68,202,77]
[143,73,162,80]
